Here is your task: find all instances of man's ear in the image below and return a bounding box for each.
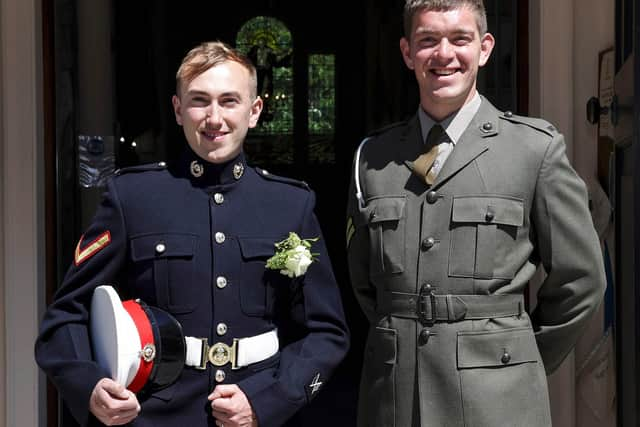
[478,32,495,67]
[171,95,183,126]
[400,37,414,70]
[248,96,263,128]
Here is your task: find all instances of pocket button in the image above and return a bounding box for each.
[426,191,438,204]
[485,210,495,222]
[216,276,228,289]
[216,323,228,336]
[501,351,511,364]
[421,237,436,251]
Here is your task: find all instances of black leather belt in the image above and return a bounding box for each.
[378,290,524,325]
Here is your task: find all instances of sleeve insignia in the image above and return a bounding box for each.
[74,231,111,266]
[308,373,323,395]
[346,216,356,248]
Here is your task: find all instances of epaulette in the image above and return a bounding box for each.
[255,167,310,190]
[499,111,558,137]
[114,161,167,176]
[367,120,406,137]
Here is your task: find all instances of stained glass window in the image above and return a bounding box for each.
[308,54,335,163]
[236,16,336,165]
[236,16,293,135]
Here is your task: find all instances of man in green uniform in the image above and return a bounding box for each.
[346,1,606,426]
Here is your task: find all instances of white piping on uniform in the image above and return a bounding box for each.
[354,137,370,209]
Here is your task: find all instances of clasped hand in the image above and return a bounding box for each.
[89,378,141,426]
[209,384,258,427]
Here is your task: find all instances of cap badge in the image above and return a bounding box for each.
[190,160,204,178]
[140,343,156,362]
[233,163,244,180]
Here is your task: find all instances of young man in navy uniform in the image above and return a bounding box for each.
[347,1,605,426]
[35,41,349,427]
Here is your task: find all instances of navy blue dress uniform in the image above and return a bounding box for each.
[35,148,349,426]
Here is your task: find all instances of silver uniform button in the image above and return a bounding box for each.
[215,369,226,383]
[214,193,224,204]
[155,243,166,254]
[215,232,226,244]
[216,323,228,336]
[216,276,228,289]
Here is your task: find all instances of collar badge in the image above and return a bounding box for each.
[190,160,204,178]
[233,163,244,180]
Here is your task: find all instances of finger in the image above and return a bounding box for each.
[208,384,237,400]
[98,398,141,425]
[100,378,130,399]
[98,391,140,415]
[211,397,233,413]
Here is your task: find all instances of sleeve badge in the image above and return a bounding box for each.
[74,231,111,266]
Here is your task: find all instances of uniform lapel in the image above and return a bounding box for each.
[431,98,500,188]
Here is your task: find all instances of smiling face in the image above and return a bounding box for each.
[400,6,494,121]
[172,60,262,164]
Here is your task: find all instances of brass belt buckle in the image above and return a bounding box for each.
[197,339,239,370]
[418,285,436,326]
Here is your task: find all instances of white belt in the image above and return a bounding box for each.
[184,329,278,370]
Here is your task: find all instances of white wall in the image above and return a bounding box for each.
[0,0,5,423]
[572,0,615,183]
[0,0,45,426]
[529,1,615,427]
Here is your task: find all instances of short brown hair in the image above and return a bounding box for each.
[403,0,488,38]
[175,41,258,98]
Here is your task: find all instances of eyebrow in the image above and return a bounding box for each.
[414,27,475,37]
[186,90,210,98]
[186,89,243,99]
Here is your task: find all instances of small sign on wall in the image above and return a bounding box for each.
[596,48,615,194]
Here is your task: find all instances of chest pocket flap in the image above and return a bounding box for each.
[238,237,278,259]
[452,195,524,226]
[365,196,406,224]
[130,233,197,261]
[457,327,539,368]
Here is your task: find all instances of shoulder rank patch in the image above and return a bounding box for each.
[255,168,310,190]
[74,231,111,266]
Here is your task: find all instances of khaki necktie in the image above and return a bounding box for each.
[413,124,448,185]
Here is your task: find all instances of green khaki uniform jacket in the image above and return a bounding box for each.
[346,98,606,427]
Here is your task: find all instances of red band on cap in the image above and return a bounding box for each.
[123,300,155,393]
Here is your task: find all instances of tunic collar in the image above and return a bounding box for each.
[177,148,247,186]
[418,91,482,145]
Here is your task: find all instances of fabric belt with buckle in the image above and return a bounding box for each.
[184,329,278,370]
[378,291,524,325]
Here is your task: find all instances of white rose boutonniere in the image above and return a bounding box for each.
[266,232,319,278]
